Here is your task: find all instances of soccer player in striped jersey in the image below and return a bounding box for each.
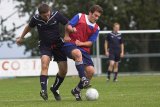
[104,23,124,82]
[63,5,103,101]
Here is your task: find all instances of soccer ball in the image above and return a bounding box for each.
[85,88,99,101]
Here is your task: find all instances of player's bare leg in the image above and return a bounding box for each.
[71,49,90,88]
[40,55,50,101]
[50,61,67,101]
[85,65,95,80]
[113,62,119,82]
[107,60,115,80]
[71,49,90,101]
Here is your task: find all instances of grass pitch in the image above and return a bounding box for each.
[0,75,160,107]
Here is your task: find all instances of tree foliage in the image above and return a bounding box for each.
[1,0,160,71]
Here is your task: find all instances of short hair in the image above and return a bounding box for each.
[113,22,120,27]
[38,3,50,14]
[89,5,103,14]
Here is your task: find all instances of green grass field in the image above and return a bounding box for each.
[0,75,160,107]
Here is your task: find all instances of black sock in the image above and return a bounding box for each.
[107,70,111,79]
[114,72,118,80]
[74,80,83,92]
[40,75,48,91]
[52,73,64,91]
[75,61,86,79]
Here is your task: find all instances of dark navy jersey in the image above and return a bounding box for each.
[29,11,68,45]
[106,32,124,52]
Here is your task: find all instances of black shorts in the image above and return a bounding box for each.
[39,43,67,62]
[109,51,121,62]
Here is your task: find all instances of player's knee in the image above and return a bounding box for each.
[59,67,67,75]
[86,71,94,80]
[42,64,49,71]
[85,67,95,80]
[71,49,82,61]
[109,63,114,69]
[113,66,118,72]
[58,70,67,77]
[58,62,67,77]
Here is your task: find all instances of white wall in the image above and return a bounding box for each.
[0,58,99,77]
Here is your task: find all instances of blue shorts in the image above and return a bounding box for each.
[109,51,121,62]
[62,43,94,66]
[39,43,67,62]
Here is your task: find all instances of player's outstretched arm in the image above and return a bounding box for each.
[16,24,31,45]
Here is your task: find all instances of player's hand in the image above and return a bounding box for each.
[105,51,109,57]
[16,37,24,45]
[72,27,77,33]
[64,36,71,42]
[120,53,124,58]
[75,40,82,46]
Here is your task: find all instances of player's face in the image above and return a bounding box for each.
[40,11,51,21]
[89,11,101,23]
[113,25,120,32]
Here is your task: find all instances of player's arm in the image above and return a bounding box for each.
[75,40,92,47]
[16,24,31,45]
[65,13,80,33]
[120,35,124,58]
[120,43,124,58]
[64,24,76,42]
[54,11,71,42]
[16,16,36,45]
[64,13,80,42]
[66,24,77,33]
[75,29,99,47]
[104,39,109,56]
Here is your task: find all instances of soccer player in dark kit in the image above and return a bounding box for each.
[104,23,124,82]
[16,3,68,101]
[63,5,103,101]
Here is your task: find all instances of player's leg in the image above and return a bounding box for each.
[50,61,67,101]
[107,53,115,80]
[62,44,90,88]
[113,53,120,82]
[50,48,68,101]
[71,50,92,101]
[71,65,94,101]
[40,55,51,101]
[113,62,119,81]
[52,61,67,90]
[85,65,95,80]
[107,60,115,80]
[71,49,87,79]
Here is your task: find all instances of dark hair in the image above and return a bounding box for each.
[89,5,103,14]
[38,3,50,14]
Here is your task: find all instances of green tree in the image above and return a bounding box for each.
[2,0,160,71]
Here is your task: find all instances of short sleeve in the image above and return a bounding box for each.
[28,17,36,28]
[88,29,99,42]
[120,35,124,44]
[69,13,81,26]
[55,12,68,25]
[106,34,110,41]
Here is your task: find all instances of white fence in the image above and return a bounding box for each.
[0,58,78,77]
[95,30,160,74]
[0,58,99,77]
[1,30,160,77]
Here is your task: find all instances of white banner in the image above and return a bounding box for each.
[0,58,78,77]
